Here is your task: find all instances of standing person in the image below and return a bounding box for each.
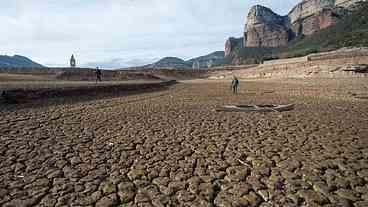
[95,67,102,83]
[231,76,240,94]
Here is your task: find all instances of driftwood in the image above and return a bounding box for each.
[216,104,294,112]
[343,64,368,73]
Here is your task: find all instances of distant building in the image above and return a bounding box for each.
[192,61,200,70]
[70,55,76,68]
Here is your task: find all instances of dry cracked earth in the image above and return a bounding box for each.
[1,79,368,207]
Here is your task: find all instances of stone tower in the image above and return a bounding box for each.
[70,55,76,68]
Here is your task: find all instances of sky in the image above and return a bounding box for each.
[1,0,298,68]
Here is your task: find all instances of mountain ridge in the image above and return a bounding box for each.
[0,55,44,68]
[145,51,225,69]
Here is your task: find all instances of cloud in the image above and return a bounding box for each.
[0,0,299,67]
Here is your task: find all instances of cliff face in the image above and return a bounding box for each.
[225,0,364,57]
[245,5,290,47]
[225,37,243,57]
[287,0,360,36]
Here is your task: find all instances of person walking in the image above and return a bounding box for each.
[95,67,102,83]
[231,76,240,94]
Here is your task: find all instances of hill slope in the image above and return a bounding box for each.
[0,55,44,68]
[147,51,225,69]
[148,57,192,69]
[187,51,225,68]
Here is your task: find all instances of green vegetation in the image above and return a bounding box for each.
[225,47,277,64]
[228,2,368,64]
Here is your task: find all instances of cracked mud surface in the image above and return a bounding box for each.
[1,79,368,207]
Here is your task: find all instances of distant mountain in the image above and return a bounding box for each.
[83,57,159,69]
[187,51,225,69]
[0,55,44,68]
[146,51,225,69]
[149,57,192,69]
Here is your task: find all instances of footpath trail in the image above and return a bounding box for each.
[0,79,368,207]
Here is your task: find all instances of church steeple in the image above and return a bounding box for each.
[70,54,76,68]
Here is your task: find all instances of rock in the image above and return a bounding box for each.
[95,194,118,207]
[100,181,116,195]
[91,191,102,203]
[135,192,151,203]
[335,189,360,201]
[357,169,368,178]
[70,156,81,165]
[118,182,136,203]
[226,0,361,53]
[245,5,290,47]
[128,169,146,180]
[258,190,270,202]
[242,191,262,207]
[152,177,170,187]
[312,182,331,197]
[225,166,250,182]
[229,183,252,197]
[3,198,36,207]
[47,169,63,179]
[176,190,196,203]
[214,191,234,207]
[289,2,340,36]
[39,194,57,206]
[354,201,368,207]
[297,189,329,205]
[225,37,243,57]
[152,195,172,207]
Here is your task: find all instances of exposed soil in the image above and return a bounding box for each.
[0,78,367,207]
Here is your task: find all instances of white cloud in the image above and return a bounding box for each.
[1,0,299,67]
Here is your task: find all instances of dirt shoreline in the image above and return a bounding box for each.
[0,80,177,105]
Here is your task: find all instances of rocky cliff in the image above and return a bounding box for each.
[245,5,290,48]
[225,37,243,57]
[225,0,365,56]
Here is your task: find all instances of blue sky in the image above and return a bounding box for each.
[1,0,298,68]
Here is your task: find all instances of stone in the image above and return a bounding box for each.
[225,166,250,182]
[297,189,329,205]
[128,169,146,180]
[176,190,196,203]
[100,181,116,195]
[39,194,57,206]
[135,192,151,203]
[242,191,262,207]
[70,156,81,165]
[95,194,118,207]
[313,182,331,197]
[354,201,368,207]
[118,182,136,203]
[335,189,360,201]
[214,191,233,207]
[258,190,270,202]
